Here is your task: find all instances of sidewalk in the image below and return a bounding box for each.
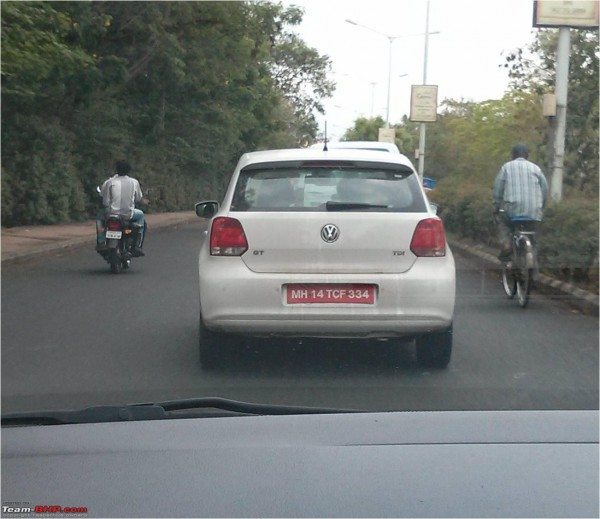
[1,211,197,263]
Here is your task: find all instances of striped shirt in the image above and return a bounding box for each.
[101,175,143,219]
[492,158,548,221]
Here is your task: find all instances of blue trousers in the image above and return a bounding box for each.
[97,209,146,246]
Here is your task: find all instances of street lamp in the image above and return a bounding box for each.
[345,19,400,127]
[369,82,377,118]
[345,19,439,128]
[417,0,436,179]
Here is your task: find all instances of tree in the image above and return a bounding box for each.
[1,1,335,225]
[503,29,599,193]
[266,5,335,145]
[421,92,547,183]
[341,116,416,153]
[342,116,386,141]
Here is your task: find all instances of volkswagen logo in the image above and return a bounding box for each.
[321,224,339,243]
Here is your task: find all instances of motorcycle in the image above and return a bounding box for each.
[95,187,144,274]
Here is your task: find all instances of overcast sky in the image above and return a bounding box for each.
[284,0,540,141]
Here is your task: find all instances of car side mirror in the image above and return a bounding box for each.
[195,201,219,219]
[96,186,101,195]
[430,203,438,215]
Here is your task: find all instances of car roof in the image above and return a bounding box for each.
[238,147,415,171]
[309,141,401,154]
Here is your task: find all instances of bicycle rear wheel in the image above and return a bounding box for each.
[501,265,517,298]
[516,268,532,308]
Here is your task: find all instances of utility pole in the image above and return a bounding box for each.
[345,19,403,129]
[385,38,393,127]
[417,0,431,179]
[369,82,376,118]
[550,27,571,202]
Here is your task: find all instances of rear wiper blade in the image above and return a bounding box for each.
[1,398,358,426]
[326,201,389,211]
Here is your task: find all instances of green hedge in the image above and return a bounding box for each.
[431,179,599,287]
[430,181,496,246]
[539,198,599,284]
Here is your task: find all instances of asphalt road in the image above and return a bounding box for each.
[2,220,598,414]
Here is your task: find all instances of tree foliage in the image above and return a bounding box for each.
[341,116,385,142]
[341,115,417,154]
[1,1,334,225]
[424,91,548,184]
[503,29,599,192]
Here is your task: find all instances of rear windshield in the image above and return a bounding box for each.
[231,167,426,212]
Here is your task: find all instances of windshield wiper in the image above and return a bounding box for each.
[326,201,389,211]
[1,397,359,426]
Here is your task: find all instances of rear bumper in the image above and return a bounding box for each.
[198,247,455,338]
[202,318,451,339]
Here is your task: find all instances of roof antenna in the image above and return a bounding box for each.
[323,120,328,151]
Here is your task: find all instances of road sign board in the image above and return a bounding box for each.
[410,85,438,123]
[533,0,599,28]
[378,128,396,143]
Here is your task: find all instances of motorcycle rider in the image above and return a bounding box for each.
[96,160,147,257]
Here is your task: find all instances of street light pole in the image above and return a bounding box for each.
[550,27,571,202]
[345,17,438,140]
[385,37,393,127]
[417,0,431,179]
[345,19,399,129]
[369,82,376,117]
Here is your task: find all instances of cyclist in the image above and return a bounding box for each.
[492,144,548,264]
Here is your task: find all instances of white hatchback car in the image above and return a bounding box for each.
[196,148,455,368]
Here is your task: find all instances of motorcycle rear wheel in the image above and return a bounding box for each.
[109,249,122,274]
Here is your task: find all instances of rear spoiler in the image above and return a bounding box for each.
[241,160,414,174]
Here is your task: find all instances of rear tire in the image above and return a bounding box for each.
[416,324,453,369]
[109,249,122,274]
[199,316,238,369]
[516,268,531,308]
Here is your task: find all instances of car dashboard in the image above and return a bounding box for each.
[2,410,598,517]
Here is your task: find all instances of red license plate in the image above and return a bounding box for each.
[286,284,376,304]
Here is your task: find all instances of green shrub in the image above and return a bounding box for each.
[539,197,599,283]
[430,180,495,245]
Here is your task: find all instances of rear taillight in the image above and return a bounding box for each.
[106,220,122,231]
[210,217,248,256]
[410,218,446,257]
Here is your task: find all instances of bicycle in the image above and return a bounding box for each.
[497,210,538,308]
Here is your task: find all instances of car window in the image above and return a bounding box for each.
[231,168,425,212]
